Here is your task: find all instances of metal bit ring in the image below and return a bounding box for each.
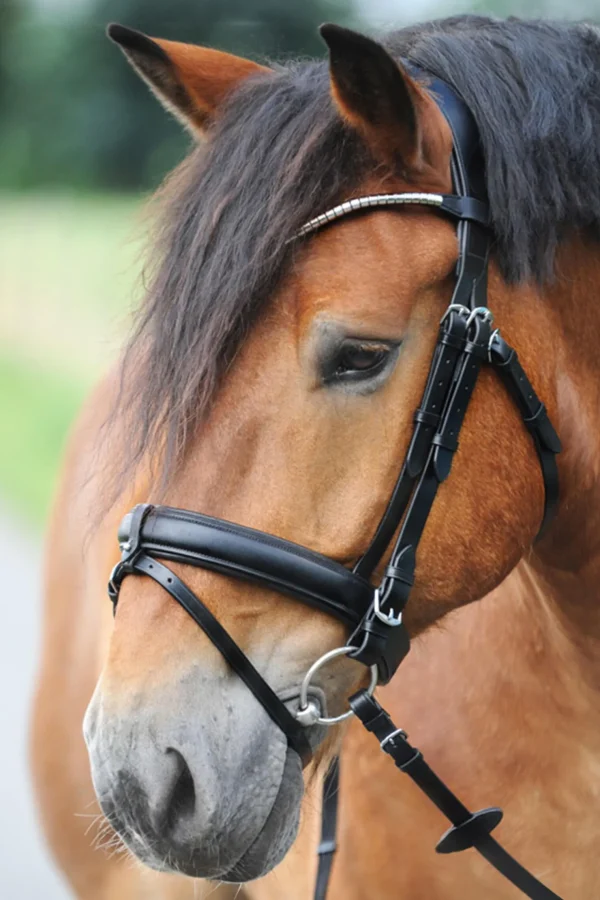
[296,646,378,727]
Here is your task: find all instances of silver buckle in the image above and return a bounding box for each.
[373,587,403,627]
[380,727,408,750]
[466,306,493,327]
[440,303,470,325]
[487,327,500,363]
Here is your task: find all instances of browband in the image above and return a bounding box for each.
[295,193,489,238]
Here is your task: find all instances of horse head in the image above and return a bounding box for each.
[84,23,559,883]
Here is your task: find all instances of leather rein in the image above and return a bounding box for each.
[108,72,563,899]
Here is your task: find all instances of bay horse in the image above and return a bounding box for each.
[31,15,600,900]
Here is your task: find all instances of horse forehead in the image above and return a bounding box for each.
[293,207,458,315]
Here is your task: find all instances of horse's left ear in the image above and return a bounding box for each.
[107,23,271,137]
[320,23,426,172]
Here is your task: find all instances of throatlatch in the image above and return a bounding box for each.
[109,66,562,900]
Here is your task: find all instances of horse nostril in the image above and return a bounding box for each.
[164,748,196,833]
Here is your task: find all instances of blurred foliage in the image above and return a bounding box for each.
[2,0,599,527]
[0,353,87,523]
[0,193,143,522]
[0,0,358,192]
[2,0,598,192]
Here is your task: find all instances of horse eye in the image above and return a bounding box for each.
[335,343,389,375]
[322,340,396,386]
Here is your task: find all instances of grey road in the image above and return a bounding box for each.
[1,509,71,899]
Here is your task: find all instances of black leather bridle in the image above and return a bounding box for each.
[108,72,563,899]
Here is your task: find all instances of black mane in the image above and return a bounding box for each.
[117,15,600,484]
[387,16,600,282]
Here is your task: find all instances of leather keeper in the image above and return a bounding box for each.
[432,432,460,452]
[414,408,441,428]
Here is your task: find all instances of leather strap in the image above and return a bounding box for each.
[313,758,340,900]
[353,308,469,580]
[114,550,312,762]
[349,312,492,680]
[439,195,489,226]
[489,333,561,534]
[407,309,470,479]
[354,215,490,584]
[353,67,491,585]
[350,691,563,900]
[426,72,487,201]
[115,505,375,628]
[433,313,490,481]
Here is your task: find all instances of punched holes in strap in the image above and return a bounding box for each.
[350,691,563,900]
[406,310,469,479]
[351,314,492,682]
[354,210,489,579]
[432,314,491,482]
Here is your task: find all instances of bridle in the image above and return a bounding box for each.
[108,71,563,899]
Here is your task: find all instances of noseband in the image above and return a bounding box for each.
[108,72,562,899]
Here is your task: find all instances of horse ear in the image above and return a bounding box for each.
[320,23,423,171]
[107,23,271,137]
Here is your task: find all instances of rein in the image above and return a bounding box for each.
[108,71,562,899]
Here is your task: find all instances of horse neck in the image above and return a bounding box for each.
[516,235,600,691]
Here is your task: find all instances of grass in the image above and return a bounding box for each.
[0,192,145,525]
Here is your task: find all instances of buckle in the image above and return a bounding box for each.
[487,327,500,363]
[466,306,493,328]
[440,303,470,325]
[373,587,403,627]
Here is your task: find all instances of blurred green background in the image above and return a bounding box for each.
[1,0,598,526]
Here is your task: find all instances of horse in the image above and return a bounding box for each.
[30,14,600,900]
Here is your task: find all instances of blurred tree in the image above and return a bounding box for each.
[0,0,18,106]
[3,0,598,192]
[0,0,358,191]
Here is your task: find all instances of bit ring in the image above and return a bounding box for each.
[296,646,378,727]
